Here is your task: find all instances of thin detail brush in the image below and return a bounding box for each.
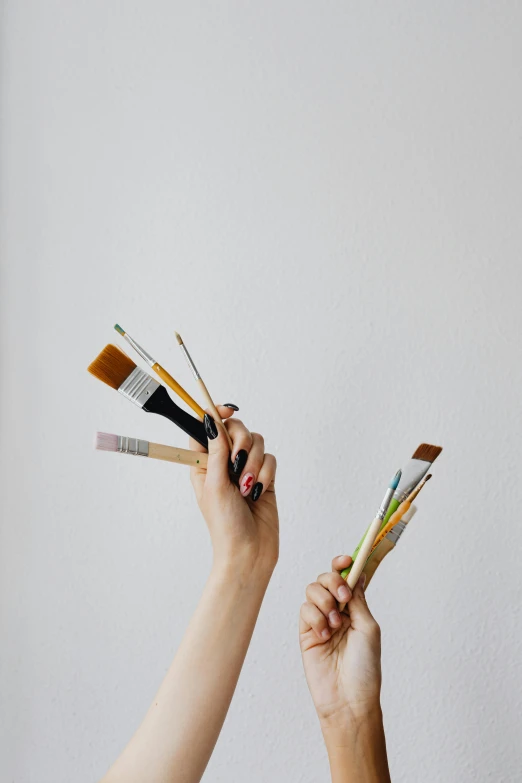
[88,344,208,448]
[175,331,233,450]
[114,325,205,420]
[95,432,208,468]
[339,468,401,611]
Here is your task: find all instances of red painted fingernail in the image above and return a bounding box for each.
[240,473,255,496]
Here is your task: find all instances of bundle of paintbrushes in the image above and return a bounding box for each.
[88,325,232,469]
[338,444,442,608]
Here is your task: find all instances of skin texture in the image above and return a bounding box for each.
[300,556,391,782]
[99,406,278,783]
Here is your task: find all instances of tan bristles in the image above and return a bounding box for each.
[174,331,183,345]
[412,443,443,463]
[87,344,136,390]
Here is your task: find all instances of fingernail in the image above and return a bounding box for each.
[329,610,341,627]
[223,403,239,411]
[321,628,331,639]
[338,585,351,602]
[233,449,248,475]
[251,482,263,502]
[240,472,255,496]
[204,413,218,440]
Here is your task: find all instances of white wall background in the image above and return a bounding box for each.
[1,2,521,781]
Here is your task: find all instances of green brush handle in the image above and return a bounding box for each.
[341,497,401,579]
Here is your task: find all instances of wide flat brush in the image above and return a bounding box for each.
[114,324,206,420]
[96,432,208,468]
[87,344,208,448]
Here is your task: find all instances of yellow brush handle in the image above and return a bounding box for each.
[149,443,208,467]
[153,364,206,420]
[372,499,410,550]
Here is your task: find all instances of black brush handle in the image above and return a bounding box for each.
[143,385,208,448]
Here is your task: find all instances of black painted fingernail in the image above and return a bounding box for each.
[251,482,263,502]
[223,403,239,411]
[233,449,248,475]
[204,413,218,440]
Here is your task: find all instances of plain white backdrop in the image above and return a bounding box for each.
[1,2,521,781]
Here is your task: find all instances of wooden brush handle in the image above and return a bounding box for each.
[363,538,395,587]
[197,378,234,450]
[153,364,206,420]
[149,443,208,468]
[339,515,382,611]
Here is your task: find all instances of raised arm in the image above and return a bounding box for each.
[299,556,390,783]
[100,406,278,783]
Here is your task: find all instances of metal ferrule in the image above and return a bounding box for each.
[118,366,160,407]
[393,460,430,504]
[179,343,201,380]
[377,486,395,520]
[117,435,149,457]
[124,334,155,366]
[386,520,407,544]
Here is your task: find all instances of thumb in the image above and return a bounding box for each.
[347,574,378,631]
[203,413,231,490]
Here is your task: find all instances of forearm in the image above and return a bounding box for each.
[322,707,391,783]
[101,559,272,783]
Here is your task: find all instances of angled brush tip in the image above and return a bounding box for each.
[114,324,125,336]
[412,443,443,463]
[174,331,183,345]
[95,432,119,452]
[87,344,137,389]
[390,469,402,490]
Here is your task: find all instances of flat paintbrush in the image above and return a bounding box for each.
[87,344,208,448]
[114,324,206,420]
[95,432,208,468]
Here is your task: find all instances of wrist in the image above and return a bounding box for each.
[320,700,383,737]
[211,554,274,591]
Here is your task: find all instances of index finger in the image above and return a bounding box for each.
[331,554,352,573]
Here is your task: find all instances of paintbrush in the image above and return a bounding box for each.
[95,432,208,468]
[174,331,234,450]
[339,468,401,611]
[371,474,431,550]
[362,505,418,588]
[114,324,206,420]
[349,443,442,567]
[87,344,208,448]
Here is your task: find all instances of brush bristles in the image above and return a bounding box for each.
[412,443,443,463]
[87,344,136,389]
[95,432,119,452]
[114,324,125,336]
[174,331,183,345]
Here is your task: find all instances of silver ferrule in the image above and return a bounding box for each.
[118,366,160,407]
[393,460,430,504]
[124,334,155,366]
[179,343,201,380]
[117,435,149,457]
[377,486,395,520]
[386,520,407,544]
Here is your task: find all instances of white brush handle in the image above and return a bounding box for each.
[339,515,383,611]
